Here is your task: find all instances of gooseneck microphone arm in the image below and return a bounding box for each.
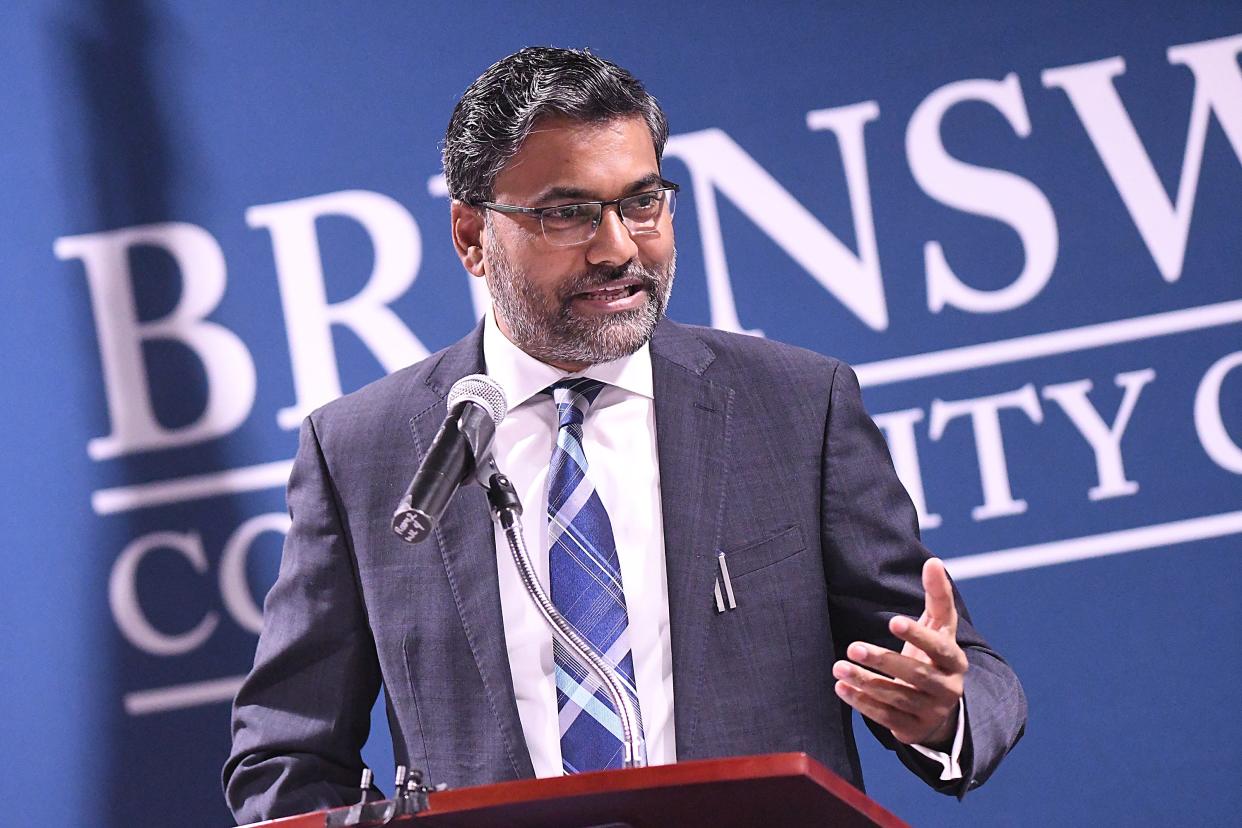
[391,373,645,769]
[483,463,647,770]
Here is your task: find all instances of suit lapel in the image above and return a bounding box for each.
[408,323,535,778]
[649,320,732,759]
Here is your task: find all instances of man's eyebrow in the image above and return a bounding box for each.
[623,173,664,194]
[531,173,664,205]
[532,185,594,204]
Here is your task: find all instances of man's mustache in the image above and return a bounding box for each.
[564,262,664,295]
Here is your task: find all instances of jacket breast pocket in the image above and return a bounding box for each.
[722,525,806,579]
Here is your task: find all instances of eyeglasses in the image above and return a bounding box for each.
[475,182,679,247]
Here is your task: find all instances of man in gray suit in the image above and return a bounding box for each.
[224,47,1026,823]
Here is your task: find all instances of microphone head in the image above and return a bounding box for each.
[447,374,507,427]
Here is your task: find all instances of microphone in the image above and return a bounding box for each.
[392,374,507,544]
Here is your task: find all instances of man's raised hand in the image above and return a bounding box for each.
[831,558,967,749]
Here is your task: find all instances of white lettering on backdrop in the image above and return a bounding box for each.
[54,223,256,460]
[248,190,428,429]
[1043,33,1242,282]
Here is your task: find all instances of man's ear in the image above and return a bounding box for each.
[451,201,487,278]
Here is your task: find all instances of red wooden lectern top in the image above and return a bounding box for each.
[238,752,910,828]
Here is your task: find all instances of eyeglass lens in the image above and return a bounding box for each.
[540,189,677,246]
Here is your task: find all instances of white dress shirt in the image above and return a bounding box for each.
[480,310,962,781]
[483,311,676,777]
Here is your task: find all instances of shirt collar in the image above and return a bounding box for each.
[482,307,654,411]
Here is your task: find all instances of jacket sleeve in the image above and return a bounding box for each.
[222,415,383,823]
[818,361,1027,797]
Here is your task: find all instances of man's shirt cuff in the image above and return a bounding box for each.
[909,698,965,781]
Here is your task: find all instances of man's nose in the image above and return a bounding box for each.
[586,205,639,267]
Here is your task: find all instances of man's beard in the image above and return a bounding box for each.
[485,238,676,368]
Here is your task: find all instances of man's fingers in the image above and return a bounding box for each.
[922,557,958,631]
[833,660,925,716]
[850,635,965,688]
[833,678,923,741]
[891,616,969,675]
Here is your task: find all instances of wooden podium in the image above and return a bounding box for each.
[239,753,910,828]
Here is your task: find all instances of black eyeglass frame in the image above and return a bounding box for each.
[472,181,680,246]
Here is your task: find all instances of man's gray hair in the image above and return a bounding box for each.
[442,46,669,204]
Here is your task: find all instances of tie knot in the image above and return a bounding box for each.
[547,378,606,428]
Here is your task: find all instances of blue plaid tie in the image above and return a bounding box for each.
[546,378,643,774]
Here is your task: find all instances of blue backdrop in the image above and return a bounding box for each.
[2,2,1240,825]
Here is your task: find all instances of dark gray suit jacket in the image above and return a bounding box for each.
[224,319,1026,823]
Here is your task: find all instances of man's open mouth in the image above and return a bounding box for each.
[575,283,643,301]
